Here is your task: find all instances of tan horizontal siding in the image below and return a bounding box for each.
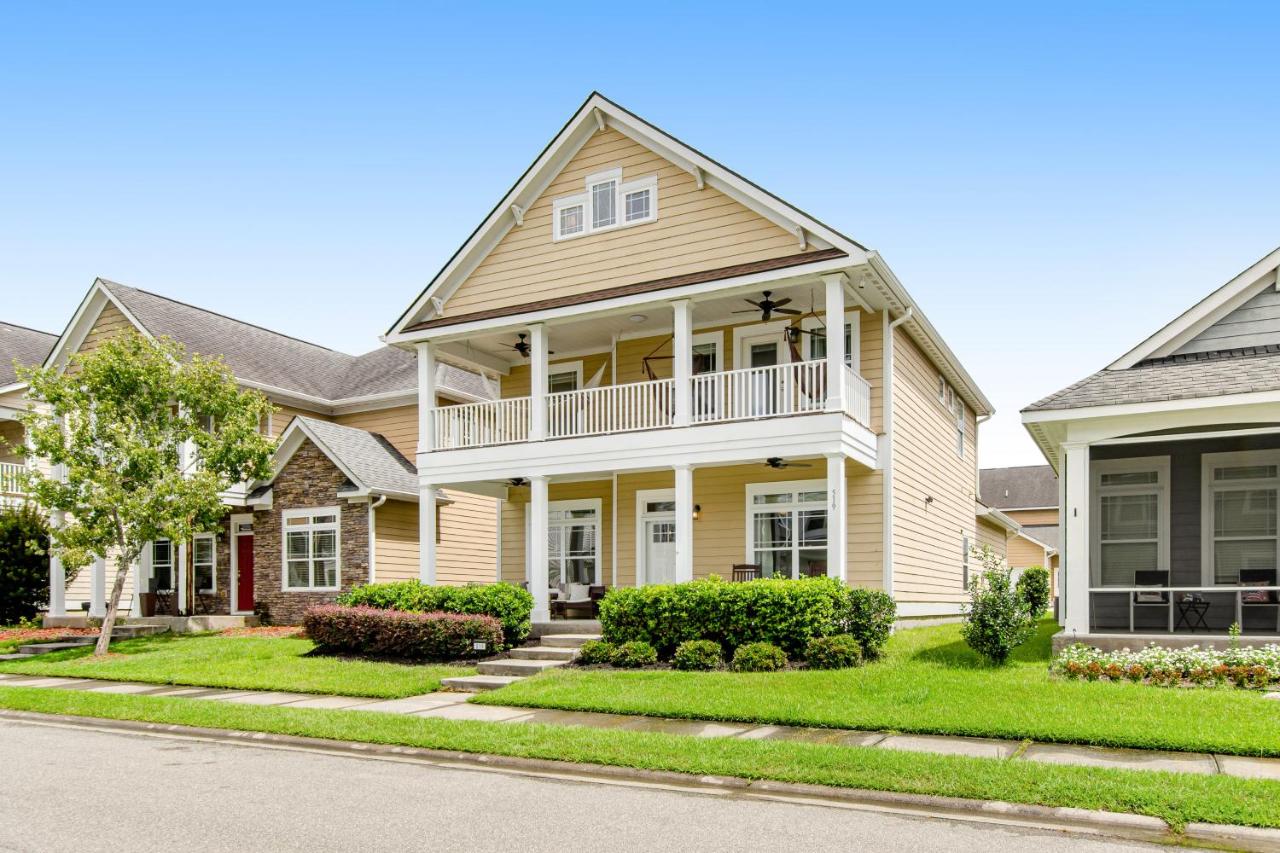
[64,550,136,614]
[1005,508,1058,526]
[436,489,499,585]
[1007,533,1050,570]
[67,303,135,373]
[334,405,417,460]
[977,517,1008,558]
[500,480,613,586]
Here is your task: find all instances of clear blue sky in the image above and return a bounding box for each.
[4,3,1279,467]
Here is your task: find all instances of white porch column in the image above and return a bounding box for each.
[419,486,438,584]
[671,299,693,427]
[1062,442,1091,635]
[674,464,694,582]
[47,511,65,618]
[129,557,142,617]
[529,474,551,622]
[417,342,437,454]
[89,555,106,618]
[176,541,188,614]
[529,324,548,441]
[825,453,848,582]
[822,273,847,413]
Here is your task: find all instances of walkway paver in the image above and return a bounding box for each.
[4,672,1280,782]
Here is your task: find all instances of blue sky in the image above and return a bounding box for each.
[3,2,1279,467]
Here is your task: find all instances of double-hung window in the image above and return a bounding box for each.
[1202,450,1280,585]
[747,482,828,579]
[283,507,340,591]
[1091,458,1169,587]
[193,534,216,592]
[151,540,174,592]
[552,168,657,240]
[545,500,600,587]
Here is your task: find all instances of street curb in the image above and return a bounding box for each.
[3,708,1279,849]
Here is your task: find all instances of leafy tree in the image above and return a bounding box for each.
[961,545,1033,665]
[1016,565,1051,619]
[0,503,51,624]
[17,331,275,654]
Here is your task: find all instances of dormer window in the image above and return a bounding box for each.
[553,167,657,240]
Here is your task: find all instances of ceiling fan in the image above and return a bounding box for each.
[763,457,811,470]
[502,334,554,358]
[734,290,803,323]
[508,478,528,487]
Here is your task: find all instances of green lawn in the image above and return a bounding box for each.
[2,686,1278,830]
[474,619,1280,757]
[0,633,471,698]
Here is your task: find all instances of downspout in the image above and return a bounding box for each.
[367,494,387,583]
[882,307,913,596]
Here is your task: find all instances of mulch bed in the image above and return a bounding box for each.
[218,626,306,639]
[0,627,98,644]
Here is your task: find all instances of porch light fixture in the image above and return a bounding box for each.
[628,313,647,323]
[693,504,701,521]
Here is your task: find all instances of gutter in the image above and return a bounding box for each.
[882,307,913,596]
[367,494,388,583]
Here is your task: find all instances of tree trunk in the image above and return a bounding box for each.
[93,557,132,656]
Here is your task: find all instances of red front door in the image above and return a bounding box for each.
[236,535,255,613]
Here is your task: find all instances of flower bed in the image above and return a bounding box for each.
[1053,642,1280,688]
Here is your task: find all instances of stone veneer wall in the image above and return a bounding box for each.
[251,439,369,624]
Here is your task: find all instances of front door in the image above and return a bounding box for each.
[644,519,677,585]
[236,534,255,613]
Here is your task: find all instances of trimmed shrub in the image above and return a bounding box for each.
[0,504,50,624]
[962,547,1033,665]
[611,640,658,668]
[805,634,864,669]
[303,605,502,661]
[672,639,723,671]
[338,580,533,647]
[841,588,895,659]
[575,639,616,666]
[600,576,857,658]
[1016,566,1051,619]
[732,642,788,672]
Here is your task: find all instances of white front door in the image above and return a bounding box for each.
[644,519,677,585]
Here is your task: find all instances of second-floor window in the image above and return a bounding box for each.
[553,168,657,240]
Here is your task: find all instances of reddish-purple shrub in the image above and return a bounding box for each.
[303,605,503,661]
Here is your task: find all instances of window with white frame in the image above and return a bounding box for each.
[194,534,216,592]
[546,501,600,587]
[1203,450,1280,585]
[805,312,860,371]
[283,507,340,590]
[747,482,828,579]
[151,539,174,592]
[1091,458,1169,587]
[552,168,657,240]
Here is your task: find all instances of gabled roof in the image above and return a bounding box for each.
[42,279,493,408]
[979,465,1058,509]
[0,322,57,388]
[268,416,418,500]
[1019,524,1058,552]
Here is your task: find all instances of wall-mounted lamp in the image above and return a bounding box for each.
[692,504,702,521]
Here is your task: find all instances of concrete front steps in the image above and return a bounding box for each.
[0,624,167,661]
[442,632,600,693]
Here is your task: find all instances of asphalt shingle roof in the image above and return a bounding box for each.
[1023,347,1280,412]
[293,416,418,496]
[0,322,57,387]
[1020,524,1058,550]
[100,281,493,403]
[979,465,1058,509]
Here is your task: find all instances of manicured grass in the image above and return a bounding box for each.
[1,686,1277,830]
[0,633,471,698]
[475,619,1280,757]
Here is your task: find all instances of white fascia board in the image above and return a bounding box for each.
[44,281,155,375]
[1021,388,1280,425]
[0,382,26,397]
[1108,245,1280,370]
[980,505,1022,533]
[264,418,370,497]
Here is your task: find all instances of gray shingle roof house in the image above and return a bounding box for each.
[282,416,419,499]
[0,322,57,388]
[979,464,1057,510]
[1022,245,1280,644]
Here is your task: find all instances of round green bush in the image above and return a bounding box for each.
[843,588,896,660]
[673,639,723,671]
[805,633,864,669]
[1016,566,1051,619]
[731,642,788,673]
[575,639,617,666]
[612,640,658,668]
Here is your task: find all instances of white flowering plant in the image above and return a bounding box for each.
[1053,639,1280,688]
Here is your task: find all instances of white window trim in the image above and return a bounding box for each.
[1089,456,1170,587]
[151,539,174,593]
[635,488,676,586]
[691,330,724,372]
[1199,448,1280,586]
[281,506,342,592]
[801,310,860,373]
[552,166,658,241]
[547,361,584,394]
[744,479,828,579]
[193,533,217,593]
[732,320,791,370]
[542,498,603,586]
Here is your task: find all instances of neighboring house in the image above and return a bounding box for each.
[34,279,499,625]
[1024,245,1280,644]
[0,322,58,506]
[979,464,1060,595]
[383,92,994,625]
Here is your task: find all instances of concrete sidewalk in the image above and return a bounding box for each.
[2,671,1278,781]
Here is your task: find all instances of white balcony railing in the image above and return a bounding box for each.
[434,397,530,450]
[0,462,26,495]
[691,361,827,424]
[844,365,871,427]
[548,379,675,439]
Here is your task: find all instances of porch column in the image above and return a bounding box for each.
[129,556,142,617]
[1062,442,1091,635]
[529,323,548,441]
[89,555,106,618]
[673,464,694,582]
[417,342,437,454]
[822,273,847,413]
[176,541,188,614]
[419,486,438,584]
[529,474,551,622]
[825,452,848,582]
[671,299,693,427]
[47,511,65,618]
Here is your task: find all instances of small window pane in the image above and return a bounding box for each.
[152,540,171,563]
[286,516,310,526]
[798,549,827,577]
[1100,471,1158,487]
[754,512,792,547]
[1214,489,1277,538]
[645,501,676,513]
[1215,539,1276,584]
[1099,542,1158,586]
[625,188,650,222]
[312,515,336,525]
[313,530,337,560]
[287,531,310,560]
[591,180,616,228]
[316,559,338,588]
[692,342,717,374]
[194,537,213,564]
[566,508,595,519]
[1100,494,1158,540]
[559,204,584,236]
[797,491,826,504]
[798,510,828,546]
[753,493,792,505]
[1216,465,1277,481]
[287,560,310,588]
[755,550,792,579]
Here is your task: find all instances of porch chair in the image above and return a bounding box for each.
[1238,569,1280,633]
[1129,570,1172,633]
[803,562,828,578]
[731,564,762,582]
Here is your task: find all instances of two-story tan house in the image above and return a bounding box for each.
[0,322,58,506]
[383,93,994,625]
